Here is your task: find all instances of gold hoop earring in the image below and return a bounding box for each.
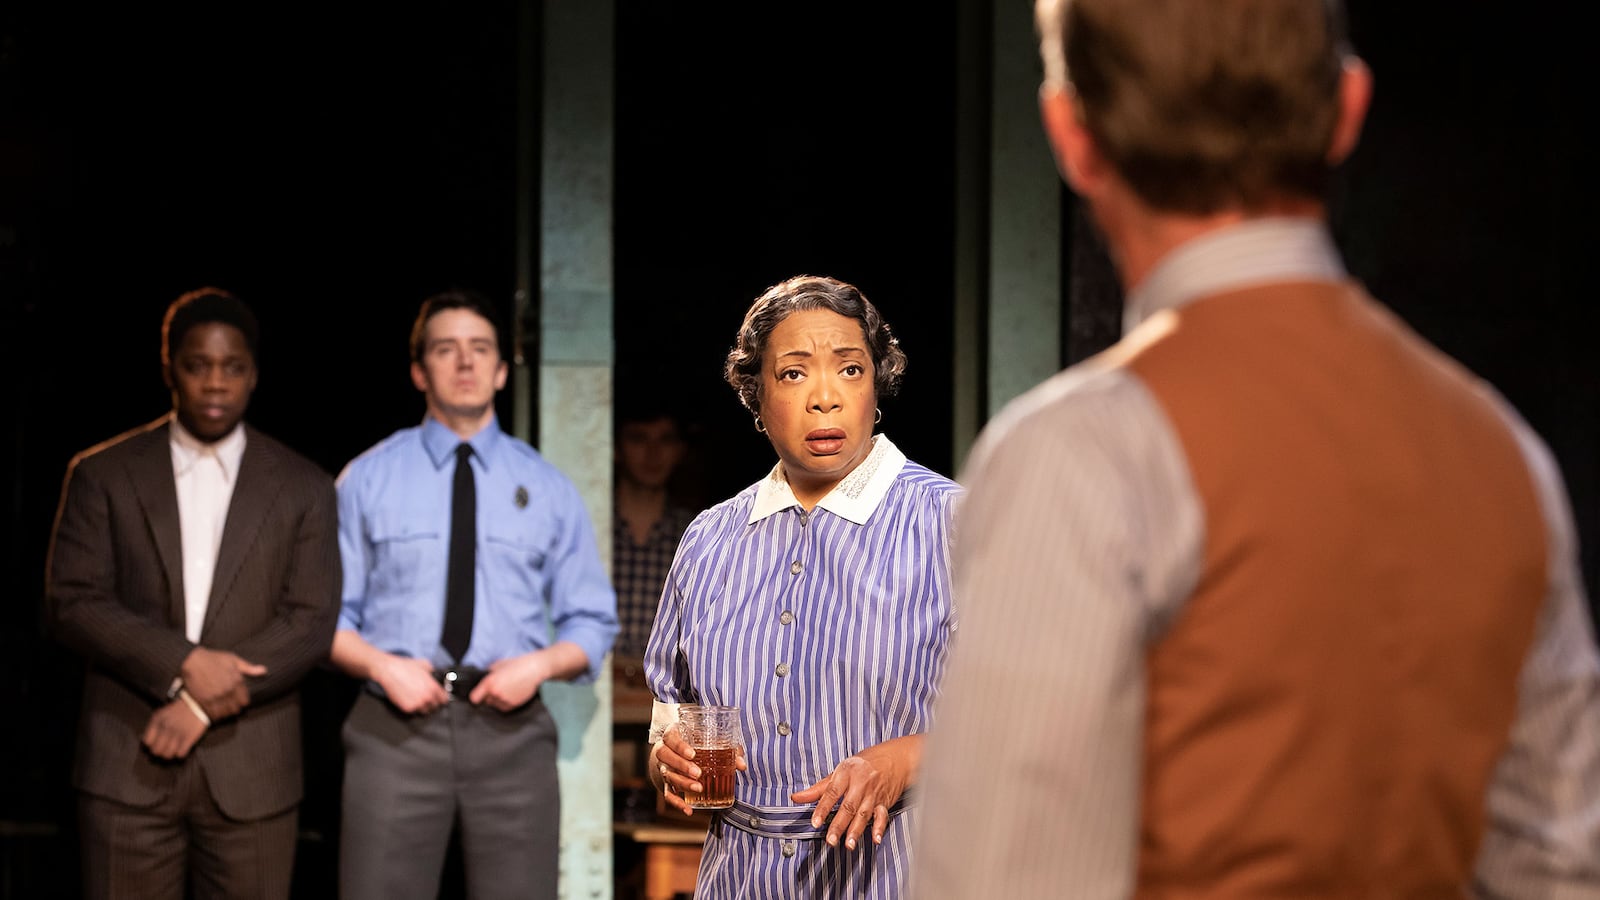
[754,415,766,434]
[874,408,882,425]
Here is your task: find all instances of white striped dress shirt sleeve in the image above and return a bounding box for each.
[918,217,1600,896]
[914,364,1203,899]
[1473,410,1600,897]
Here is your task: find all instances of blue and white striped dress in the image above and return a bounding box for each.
[644,435,960,899]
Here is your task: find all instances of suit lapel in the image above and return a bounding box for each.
[203,426,281,637]
[127,418,186,629]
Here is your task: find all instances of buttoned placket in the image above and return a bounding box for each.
[772,506,809,747]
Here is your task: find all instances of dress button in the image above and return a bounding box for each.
[779,610,794,625]
[790,560,803,575]
[777,721,791,736]
[775,662,790,677]
[782,840,797,858]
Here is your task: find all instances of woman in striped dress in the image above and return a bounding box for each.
[645,275,961,899]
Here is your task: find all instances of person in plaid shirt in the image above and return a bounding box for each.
[612,402,696,661]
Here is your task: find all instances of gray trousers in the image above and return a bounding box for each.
[338,691,560,900]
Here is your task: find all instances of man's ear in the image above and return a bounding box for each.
[411,360,429,393]
[1327,56,1372,165]
[1039,84,1104,195]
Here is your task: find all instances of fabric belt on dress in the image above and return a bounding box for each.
[719,795,913,841]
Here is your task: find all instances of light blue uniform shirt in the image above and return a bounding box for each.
[336,415,617,679]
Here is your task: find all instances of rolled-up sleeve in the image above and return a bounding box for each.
[546,478,618,683]
[334,463,373,634]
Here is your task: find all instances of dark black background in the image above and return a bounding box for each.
[2,2,1593,896]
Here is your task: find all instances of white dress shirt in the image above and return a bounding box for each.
[170,419,246,643]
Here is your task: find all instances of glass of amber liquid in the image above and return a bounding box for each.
[678,705,741,810]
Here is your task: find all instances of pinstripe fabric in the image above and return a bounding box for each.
[79,772,298,900]
[47,417,342,820]
[914,368,1202,899]
[1472,419,1600,896]
[644,436,960,899]
[915,220,1600,898]
[47,415,340,898]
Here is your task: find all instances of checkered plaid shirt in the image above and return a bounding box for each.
[612,504,696,658]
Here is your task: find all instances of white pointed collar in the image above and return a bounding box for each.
[749,434,907,526]
[169,415,247,483]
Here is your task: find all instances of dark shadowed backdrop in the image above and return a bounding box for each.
[1,2,1592,897]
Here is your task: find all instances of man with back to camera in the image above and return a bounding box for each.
[915,0,1600,896]
[45,287,341,899]
[330,288,618,900]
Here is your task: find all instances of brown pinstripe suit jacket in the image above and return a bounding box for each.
[45,415,341,821]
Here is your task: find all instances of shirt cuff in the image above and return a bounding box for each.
[177,689,211,726]
[558,625,617,685]
[648,701,680,745]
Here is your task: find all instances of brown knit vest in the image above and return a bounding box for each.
[1121,281,1547,897]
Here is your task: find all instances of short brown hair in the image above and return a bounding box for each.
[1038,0,1349,213]
[409,288,506,363]
[724,275,907,416]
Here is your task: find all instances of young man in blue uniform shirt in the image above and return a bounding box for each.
[330,289,617,900]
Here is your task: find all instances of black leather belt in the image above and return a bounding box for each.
[433,666,488,697]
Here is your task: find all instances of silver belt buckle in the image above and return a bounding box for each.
[443,669,459,696]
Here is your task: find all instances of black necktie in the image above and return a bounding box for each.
[442,443,476,663]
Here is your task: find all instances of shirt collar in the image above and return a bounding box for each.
[421,414,502,471]
[169,415,247,482]
[1123,217,1347,332]
[749,434,907,526]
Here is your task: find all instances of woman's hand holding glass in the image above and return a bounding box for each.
[651,722,749,816]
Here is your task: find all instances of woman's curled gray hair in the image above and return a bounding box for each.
[724,275,907,415]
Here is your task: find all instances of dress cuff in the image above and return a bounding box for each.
[648,700,680,744]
